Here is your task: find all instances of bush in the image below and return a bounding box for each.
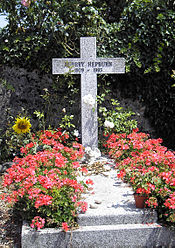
[0,0,175,148]
[0,0,108,72]
[0,129,92,231]
[106,129,175,225]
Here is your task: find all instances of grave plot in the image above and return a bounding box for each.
[22,156,175,248]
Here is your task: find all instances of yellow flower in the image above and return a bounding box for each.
[13,117,31,134]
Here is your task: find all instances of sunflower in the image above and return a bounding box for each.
[13,117,31,134]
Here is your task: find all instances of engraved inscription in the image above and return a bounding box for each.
[64,60,113,73]
[93,68,103,72]
[65,62,85,67]
[88,61,112,67]
[74,68,84,73]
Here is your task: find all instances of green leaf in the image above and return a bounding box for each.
[25,36,31,42]
[3,46,9,51]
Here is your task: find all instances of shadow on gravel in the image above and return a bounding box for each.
[0,207,22,248]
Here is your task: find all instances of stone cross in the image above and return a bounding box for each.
[52,37,125,149]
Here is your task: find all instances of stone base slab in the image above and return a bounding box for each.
[22,222,175,248]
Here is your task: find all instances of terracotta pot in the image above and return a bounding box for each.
[134,193,147,208]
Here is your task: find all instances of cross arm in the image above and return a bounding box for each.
[52,58,85,74]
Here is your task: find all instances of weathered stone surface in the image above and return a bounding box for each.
[0,66,81,131]
[22,222,175,248]
[0,162,13,173]
[0,82,11,129]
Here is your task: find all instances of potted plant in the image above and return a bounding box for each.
[127,169,150,208]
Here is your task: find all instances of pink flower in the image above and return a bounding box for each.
[164,193,175,209]
[62,222,69,232]
[21,0,31,7]
[77,201,88,213]
[81,167,88,174]
[71,195,77,202]
[30,216,45,230]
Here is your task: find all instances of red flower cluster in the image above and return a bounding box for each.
[1,129,89,230]
[85,179,94,185]
[164,193,175,210]
[30,216,45,230]
[106,129,175,224]
[76,201,88,213]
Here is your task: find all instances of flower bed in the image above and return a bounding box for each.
[1,123,175,232]
[105,128,175,225]
[0,129,92,231]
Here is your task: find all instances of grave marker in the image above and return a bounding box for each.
[52,37,125,148]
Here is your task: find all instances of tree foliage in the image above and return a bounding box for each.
[0,0,109,72]
[112,0,175,74]
[0,0,175,148]
[107,0,175,148]
[1,0,174,74]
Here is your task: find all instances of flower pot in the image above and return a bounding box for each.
[134,193,147,208]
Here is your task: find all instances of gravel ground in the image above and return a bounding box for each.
[0,174,22,248]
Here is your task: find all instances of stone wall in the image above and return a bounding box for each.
[0,66,154,136]
[0,80,11,130]
[0,66,81,132]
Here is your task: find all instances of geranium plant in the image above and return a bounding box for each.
[1,129,91,231]
[106,129,175,225]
